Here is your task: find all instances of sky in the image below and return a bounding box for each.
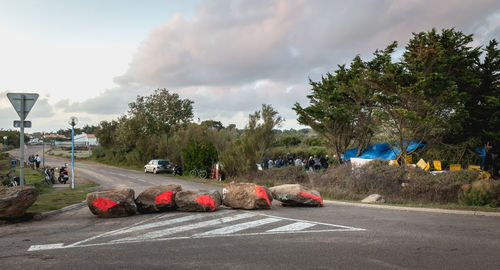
[0,0,499,133]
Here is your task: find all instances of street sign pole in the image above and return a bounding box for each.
[7,93,39,186]
[19,95,26,186]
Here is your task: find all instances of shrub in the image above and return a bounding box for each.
[182,139,218,173]
[307,160,491,205]
[460,180,499,207]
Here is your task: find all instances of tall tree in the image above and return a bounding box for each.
[370,29,483,162]
[294,54,378,163]
[127,89,194,156]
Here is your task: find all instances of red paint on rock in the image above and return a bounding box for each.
[196,195,215,211]
[155,190,174,204]
[92,198,118,211]
[298,192,323,206]
[255,186,271,205]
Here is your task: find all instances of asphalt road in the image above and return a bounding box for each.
[1,146,500,269]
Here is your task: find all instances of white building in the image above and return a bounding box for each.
[74,132,99,146]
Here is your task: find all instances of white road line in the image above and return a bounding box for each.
[255,212,364,230]
[64,213,176,248]
[28,243,64,251]
[113,213,255,243]
[108,212,229,236]
[193,217,281,236]
[267,221,317,232]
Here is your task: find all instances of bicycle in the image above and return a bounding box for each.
[42,168,55,185]
[189,169,207,179]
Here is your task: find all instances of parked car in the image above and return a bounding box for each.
[144,159,171,174]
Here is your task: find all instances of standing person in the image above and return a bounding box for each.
[313,155,320,171]
[320,155,327,170]
[295,157,303,167]
[308,156,315,171]
[35,154,41,169]
[268,159,274,169]
[28,154,35,169]
[262,156,269,170]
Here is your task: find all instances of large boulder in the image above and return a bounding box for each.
[361,194,384,203]
[222,183,273,210]
[135,185,182,213]
[0,186,39,218]
[270,184,323,207]
[86,188,137,218]
[175,190,222,212]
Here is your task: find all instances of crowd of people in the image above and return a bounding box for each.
[262,154,330,171]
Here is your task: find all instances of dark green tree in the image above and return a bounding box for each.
[372,29,481,162]
[294,54,378,163]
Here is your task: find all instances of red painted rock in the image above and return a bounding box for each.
[135,185,182,213]
[222,183,273,210]
[86,188,137,218]
[0,186,39,218]
[270,184,323,207]
[174,190,221,212]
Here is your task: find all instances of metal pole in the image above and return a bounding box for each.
[42,134,45,169]
[71,124,75,189]
[19,95,25,186]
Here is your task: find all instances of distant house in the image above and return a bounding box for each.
[44,134,67,140]
[74,132,99,146]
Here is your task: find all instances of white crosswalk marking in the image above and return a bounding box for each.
[113,213,255,243]
[28,210,366,251]
[108,212,228,236]
[194,217,281,236]
[267,221,316,232]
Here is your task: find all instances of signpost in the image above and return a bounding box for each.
[7,93,39,186]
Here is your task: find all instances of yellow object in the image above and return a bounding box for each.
[416,159,427,170]
[468,165,480,170]
[425,162,430,171]
[449,164,461,171]
[433,160,442,171]
[388,160,398,166]
[405,155,412,164]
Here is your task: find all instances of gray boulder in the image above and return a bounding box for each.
[270,184,323,207]
[222,183,273,210]
[86,188,137,218]
[135,185,182,213]
[361,194,385,203]
[0,186,39,218]
[175,190,222,212]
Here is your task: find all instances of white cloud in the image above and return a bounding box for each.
[3,0,499,131]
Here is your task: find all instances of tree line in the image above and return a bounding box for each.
[94,28,499,175]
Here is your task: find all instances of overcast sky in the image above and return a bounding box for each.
[0,0,499,133]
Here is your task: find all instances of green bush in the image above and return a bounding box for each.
[182,139,218,173]
[460,180,499,207]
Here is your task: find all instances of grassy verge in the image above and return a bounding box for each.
[2,164,99,214]
[165,173,229,187]
[27,182,98,213]
[47,149,91,159]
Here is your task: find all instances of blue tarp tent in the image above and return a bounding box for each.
[342,141,426,162]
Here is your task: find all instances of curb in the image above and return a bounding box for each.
[40,201,87,218]
[324,200,500,217]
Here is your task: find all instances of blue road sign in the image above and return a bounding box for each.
[11,160,17,168]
